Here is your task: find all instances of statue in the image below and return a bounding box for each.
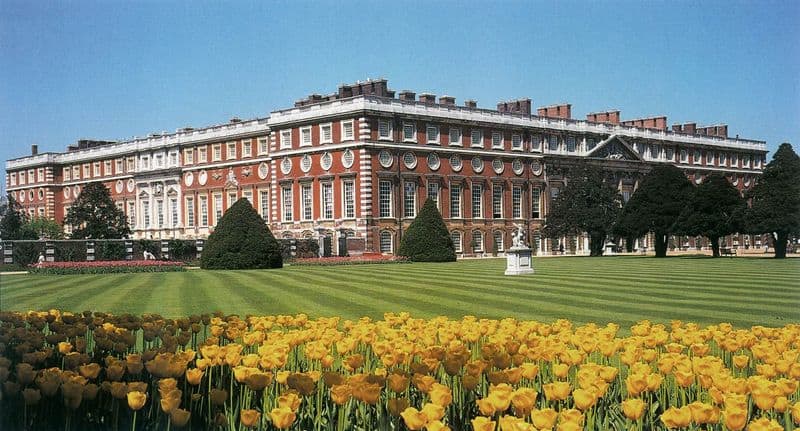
[506,223,534,275]
[512,223,526,248]
[225,168,239,187]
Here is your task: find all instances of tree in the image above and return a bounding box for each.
[22,216,65,240]
[746,143,800,258]
[398,198,456,262]
[542,164,622,256]
[615,165,693,257]
[674,173,745,257]
[201,198,283,269]
[0,194,35,240]
[64,182,131,239]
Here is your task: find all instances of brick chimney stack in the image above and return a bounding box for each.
[31,144,38,155]
[439,95,455,106]
[586,110,621,125]
[398,90,416,102]
[419,93,436,104]
[537,103,572,119]
[497,98,532,115]
[464,99,477,109]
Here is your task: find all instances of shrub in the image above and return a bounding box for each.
[168,239,197,262]
[201,199,283,269]
[397,198,456,262]
[96,241,126,261]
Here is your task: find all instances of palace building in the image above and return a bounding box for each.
[4,79,769,255]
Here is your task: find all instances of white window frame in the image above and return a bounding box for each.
[378,119,392,140]
[155,154,164,168]
[142,201,151,227]
[198,147,208,163]
[379,231,393,254]
[449,127,462,146]
[730,153,738,167]
[493,231,504,252]
[451,231,463,252]
[300,126,312,147]
[471,130,483,148]
[115,159,124,173]
[718,152,727,166]
[403,122,417,143]
[242,139,252,157]
[548,135,559,152]
[492,185,503,219]
[320,123,333,144]
[341,120,355,142]
[213,193,223,225]
[531,134,542,152]
[93,162,101,177]
[512,186,522,219]
[403,181,417,218]
[693,149,702,165]
[511,134,522,150]
[379,180,393,218]
[426,125,440,145]
[212,144,222,161]
[185,196,195,228]
[228,191,238,210]
[472,230,484,252]
[19,170,26,185]
[472,184,483,219]
[10,172,17,186]
[531,188,541,219]
[680,149,688,163]
[73,165,80,179]
[450,184,462,218]
[170,197,178,227]
[227,142,237,160]
[342,180,355,219]
[127,201,136,228]
[183,148,194,165]
[199,196,208,227]
[706,150,714,166]
[300,183,313,221]
[566,136,577,152]
[243,190,253,203]
[491,132,503,149]
[258,137,269,155]
[743,155,751,168]
[427,182,440,209]
[280,130,292,149]
[321,182,334,220]
[259,190,269,221]
[63,168,71,182]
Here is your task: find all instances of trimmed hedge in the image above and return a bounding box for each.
[398,198,456,262]
[200,199,283,269]
[28,260,185,275]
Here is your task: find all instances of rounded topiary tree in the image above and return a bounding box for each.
[397,198,456,262]
[201,199,283,269]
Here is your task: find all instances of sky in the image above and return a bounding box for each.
[1,0,798,193]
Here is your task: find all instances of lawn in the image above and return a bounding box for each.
[1,256,798,330]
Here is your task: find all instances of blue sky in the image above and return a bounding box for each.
[1,0,798,193]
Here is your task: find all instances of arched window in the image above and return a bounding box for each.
[472,230,484,253]
[450,231,462,253]
[380,231,393,254]
[493,231,504,252]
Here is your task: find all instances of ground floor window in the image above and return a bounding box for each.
[380,231,393,253]
[451,231,462,252]
[493,231,504,252]
[472,230,484,252]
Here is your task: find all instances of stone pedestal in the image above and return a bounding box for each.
[505,246,535,275]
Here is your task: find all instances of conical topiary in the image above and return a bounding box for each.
[397,198,456,262]
[200,198,283,269]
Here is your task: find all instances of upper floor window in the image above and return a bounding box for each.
[62,168,70,181]
[320,123,333,144]
[341,120,355,141]
[403,122,416,142]
[548,135,559,151]
[93,162,101,177]
[705,150,714,166]
[378,119,392,140]
[138,158,149,170]
[73,165,81,179]
[531,134,542,151]
[693,149,702,165]
[184,149,194,165]
[449,128,462,146]
[743,155,751,168]
[10,172,17,186]
[169,152,178,167]
[103,161,111,176]
[664,147,675,161]
[718,152,727,166]
[258,137,269,155]
[566,136,577,152]
[227,142,237,159]
[213,144,222,161]
[680,149,688,163]
[280,130,292,149]
[198,147,208,163]
[492,132,503,149]
[471,130,483,148]
[37,167,45,182]
[427,125,439,144]
[650,144,660,160]
[300,127,312,146]
[154,153,163,168]
[511,134,522,150]
[116,158,124,173]
[730,153,738,167]
[242,139,252,157]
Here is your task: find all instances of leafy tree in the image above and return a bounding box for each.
[22,216,65,240]
[746,143,800,258]
[64,182,131,239]
[615,165,693,257]
[201,199,283,269]
[674,173,745,257]
[0,194,34,240]
[542,164,622,256]
[398,198,456,262]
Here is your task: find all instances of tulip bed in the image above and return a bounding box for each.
[291,255,409,266]
[0,310,798,430]
[28,260,186,275]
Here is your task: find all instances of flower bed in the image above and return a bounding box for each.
[0,311,797,430]
[28,260,185,275]
[291,254,409,266]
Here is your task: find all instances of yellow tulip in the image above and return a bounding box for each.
[421,403,445,422]
[572,388,597,411]
[773,396,789,413]
[169,408,191,428]
[498,414,531,431]
[476,398,497,416]
[400,407,428,430]
[127,391,147,411]
[543,381,571,402]
[471,416,496,431]
[687,401,719,425]
[733,355,750,368]
[660,406,692,429]
[269,406,296,429]
[745,417,784,431]
[429,383,453,407]
[387,373,410,393]
[520,363,539,380]
[510,387,537,416]
[185,368,203,386]
[240,409,261,428]
[531,408,559,430]
[559,409,584,426]
[622,398,646,421]
[553,363,570,379]
[427,420,451,431]
[625,373,648,397]
[330,384,352,405]
[277,391,301,412]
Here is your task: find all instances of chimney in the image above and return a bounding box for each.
[497,102,509,112]
[683,123,696,135]
[398,90,416,102]
[230,117,242,123]
[716,125,728,138]
[621,116,667,130]
[537,103,571,119]
[31,144,38,156]
[419,93,436,104]
[439,95,455,106]
[587,110,620,125]
[499,98,532,115]
[672,124,683,133]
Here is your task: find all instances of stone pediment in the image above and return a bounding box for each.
[586,135,642,161]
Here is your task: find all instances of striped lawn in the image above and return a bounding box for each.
[1,256,798,331]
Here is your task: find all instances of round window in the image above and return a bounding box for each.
[450,154,463,172]
[378,150,393,168]
[492,159,504,174]
[342,149,355,168]
[471,157,484,173]
[37,189,44,200]
[321,152,333,171]
[257,162,269,180]
[64,187,71,199]
[403,152,417,169]
[116,180,124,193]
[19,191,25,202]
[127,179,135,192]
[29,190,34,201]
[281,157,293,175]
[531,160,543,176]
[695,175,703,184]
[300,155,312,173]
[512,159,523,175]
[732,176,739,186]
[427,153,440,170]
[744,176,751,187]
[73,185,81,196]
[198,170,208,186]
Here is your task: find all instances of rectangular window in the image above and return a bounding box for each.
[19,171,26,185]
[550,187,559,199]
[472,231,484,252]
[404,182,416,218]
[93,162,101,177]
[566,136,577,152]
[127,202,136,228]
[214,193,223,225]
[343,180,355,218]
[531,135,542,151]
[258,137,268,155]
[115,159,123,173]
[341,120,354,141]
[127,157,136,171]
[512,186,522,218]
[706,150,715,166]
[259,190,269,221]
[472,184,483,218]
[730,153,738,167]
[512,134,522,150]
[243,190,252,203]
[301,184,313,220]
[693,149,702,165]
[282,186,293,221]
[622,190,631,203]
[73,166,80,179]
[451,232,462,252]
[242,139,252,157]
[719,152,727,166]
[492,185,503,218]
[427,182,439,209]
[471,130,483,148]
[280,130,292,149]
[380,232,392,253]
[170,152,179,167]
[170,198,178,227]
[186,197,195,227]
[492,132,503,149]
[403,123,416,142]
[199,196,208,226]
[213,144,222,161]
[320,124,333,144]
[680,149,688,163]
[743,155,751,168]
[378,119,392,140]
[228,192,237,210]
[450,184,462,218]
[379,180,393,218]
[184,149,194,165]
[155,154,163,168]
[300,127,312,146]
[156,199,164,227]
[10,172,16,186]
[449,128,462,146]
[102,162,111,177]
[82,164,90,177]
[493,231,504,252]
[651,144,661,160]
[548,135,559,151]
[426,125,439,144]
[142,201,151,227]
[321,182,334,219]
[199,147,208,163]
[532,188,541,218]
[227,142,237,160]
[63,167,71,181]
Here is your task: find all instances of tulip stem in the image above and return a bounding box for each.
[131,411,137,431]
